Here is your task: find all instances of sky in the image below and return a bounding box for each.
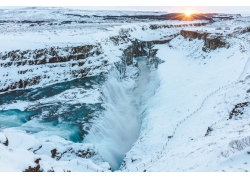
[64,6,250,14]
[0,1,250,14]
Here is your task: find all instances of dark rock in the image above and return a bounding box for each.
[122,38,167,66]
[76,149,93,158]
[18,80,23,88]
[38,59,46,65]
[48,168,55,172]
[205,34,226,50]
[241,27,250,34]
[2,137,9,146]
[180,30,203,39]
[208,127,213,131]
[51,148,57,158]
[63,170,71,172]
[32,145,42,154]
[229,102,250,119]
[180,30,226,50]
[24,158,42,172]
[49,57,57,63]
[0,43,100,93]
[131,158,137,163]
[50,147,94,161]
[76,54,85,60]
[35,158,41,164]
[205,126,213,136]
[202,47,209,52]
[23,165,42,172]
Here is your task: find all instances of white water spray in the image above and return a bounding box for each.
[84,57,151,170]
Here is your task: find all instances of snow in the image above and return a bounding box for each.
[0,128,111,172]
[0,132,6,144]
[121,30,250,172]
[0,17,192,93]
[1,7,250,172]
[0,144,36,171]
[218,147,250,172]
[0,88,101,111]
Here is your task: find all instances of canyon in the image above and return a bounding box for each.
[1,8,250,172]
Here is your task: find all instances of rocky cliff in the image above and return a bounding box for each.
[180,30,226,50]
[0,22,210,93]
[0,44,107,93]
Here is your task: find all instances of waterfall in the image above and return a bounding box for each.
[83,65,141,170]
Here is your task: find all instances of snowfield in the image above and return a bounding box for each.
[1,7,250,172]
[121,32,250,172]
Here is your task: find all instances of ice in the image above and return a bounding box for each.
[1,7,250,172]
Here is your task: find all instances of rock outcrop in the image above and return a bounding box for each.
[180,30,209,40]
[1,25,182,93]
[229,102,250,119]
[0,133,8,146]
[23,158,42,172]
[0,44,107,93]
[149,22,208,30]
[0,137,8,146]
[123,38,174,66]
[204,34,226,50]
[180,30,226,50]
[114,36,170,77]
[241,26,250,34]
[50,147,96,161]
[0,45,101,68]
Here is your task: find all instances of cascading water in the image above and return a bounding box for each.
[84,56,151,170]
[0,55,157,171]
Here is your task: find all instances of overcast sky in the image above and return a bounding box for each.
[1,1,250,14]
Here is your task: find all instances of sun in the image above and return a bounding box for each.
[185,10,193,17]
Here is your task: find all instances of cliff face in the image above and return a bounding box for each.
[0,45,99,67]
[0,21,210,93]
[122,36,178,66]
[180,30,208,40]
[0,28,226,93]
[241,26,250,34]
[120,23,211,67]
[204,34,226,50]
[180,30,226,50]
[0,44,107,93]
[149,22,208,30]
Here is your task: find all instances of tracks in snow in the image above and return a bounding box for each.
[124,39,250,172]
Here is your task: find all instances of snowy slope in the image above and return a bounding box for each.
[121,29,250,172]
[0,14,205,93]
[1,7,250,172]
[0,8,189,171]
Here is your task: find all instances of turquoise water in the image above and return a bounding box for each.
[0,57,151,171]
[0,75,106,142]
[0,109,35,127]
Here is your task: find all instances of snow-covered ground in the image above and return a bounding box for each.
[1,7,250,172]
[1,10,202,93]
[121,30,250,172]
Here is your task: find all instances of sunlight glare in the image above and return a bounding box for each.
[185,10,192,17]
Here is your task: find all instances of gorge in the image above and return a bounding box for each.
[1,7,250,172]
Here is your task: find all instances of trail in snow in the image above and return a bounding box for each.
[238,40,250,80]
[124,38,250,172]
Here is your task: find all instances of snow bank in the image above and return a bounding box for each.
[121,31,250,172]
